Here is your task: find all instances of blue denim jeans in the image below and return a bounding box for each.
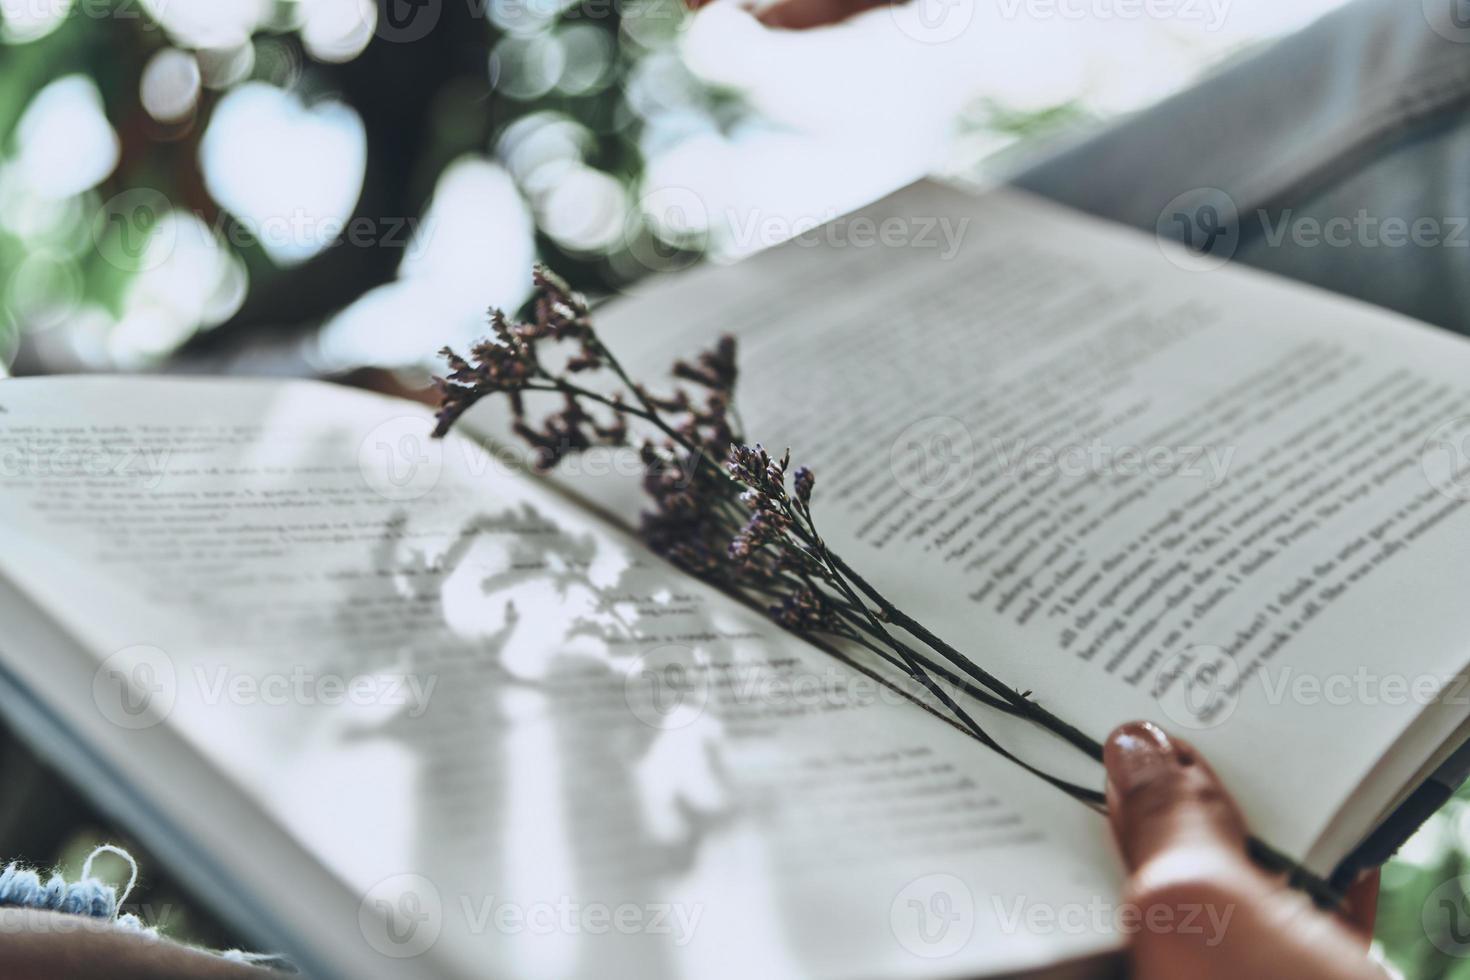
[1012,0,1470,337]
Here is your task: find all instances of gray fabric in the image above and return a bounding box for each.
[1012,0,1470,335]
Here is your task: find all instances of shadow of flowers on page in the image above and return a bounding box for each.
[317,504,735,975]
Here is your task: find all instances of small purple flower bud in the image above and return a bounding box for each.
[793,467,814,505]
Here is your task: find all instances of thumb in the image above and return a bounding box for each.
[1103,721,1249,873]
[1102,723,1389,980]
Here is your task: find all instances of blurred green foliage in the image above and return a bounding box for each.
[1378,778,1470,979]
[0,0,745,372]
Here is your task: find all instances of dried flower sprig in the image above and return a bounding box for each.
[430,266,1340,905]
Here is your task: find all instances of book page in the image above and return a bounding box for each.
[557,182,1470,871]
[0,376,1123,979]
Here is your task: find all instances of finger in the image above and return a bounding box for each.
[1105,724,1390,980]
[1103,721,1249,873]
[1340,870,1379,944]
[755,0,888,29]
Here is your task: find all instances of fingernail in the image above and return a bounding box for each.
[1104,721,1175,793]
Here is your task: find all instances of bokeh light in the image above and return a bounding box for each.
[13,76,119,200]
[139,0,271,49]
[0,0,72,44]
[297,0,376,63]
[489,34,567,101]
[107,210,248,365]
[318,158,536,368]
[200,82,367,267]
[140,48,204,124]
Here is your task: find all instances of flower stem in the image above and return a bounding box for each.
[826,550,1104,760]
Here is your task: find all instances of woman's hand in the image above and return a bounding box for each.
[1103,721,1385,980]
[683,0,891,30]
[0,910,275,980]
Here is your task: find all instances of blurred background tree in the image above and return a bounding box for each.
[0,0,749,378]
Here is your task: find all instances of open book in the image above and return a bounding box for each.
[2,181,1469,979]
